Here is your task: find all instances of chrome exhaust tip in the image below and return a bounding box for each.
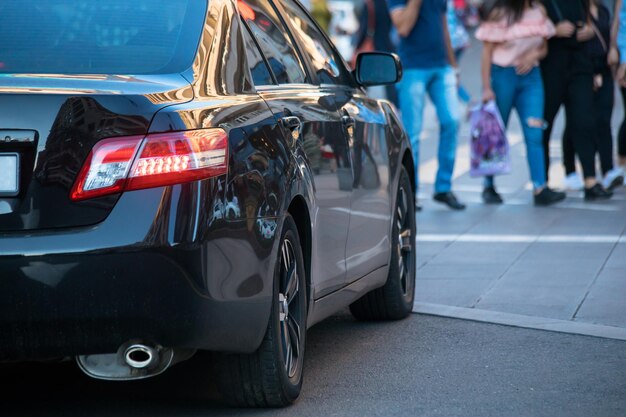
[77,341,176,381]
[124,344,158,369]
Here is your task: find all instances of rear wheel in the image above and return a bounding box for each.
[350,166,416,320]
[215,214,307,407]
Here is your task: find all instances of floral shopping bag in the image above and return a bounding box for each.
[469,100,511,177]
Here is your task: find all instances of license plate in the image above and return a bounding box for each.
[0,153,19,196]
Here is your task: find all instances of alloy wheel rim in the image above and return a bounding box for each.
[278,238,301,379]
[396,186,414,299]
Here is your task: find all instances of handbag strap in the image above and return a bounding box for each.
[590,5,610,53]
[590,19,608,52]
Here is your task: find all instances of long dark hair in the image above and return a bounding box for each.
[482,0,536,24]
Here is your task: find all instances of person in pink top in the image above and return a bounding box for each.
[476,0,566,206]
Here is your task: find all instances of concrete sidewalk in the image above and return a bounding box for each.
[412,40,626,341]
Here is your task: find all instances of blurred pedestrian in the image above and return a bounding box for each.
[562,0,624,192]
[477,0,566,205]
[612,0,626,175]
[542,0,612,200]
[447,0,472,102]
[387,0,466,210]
[353,0,399,106]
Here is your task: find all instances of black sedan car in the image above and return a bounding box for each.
[0,0,416,407]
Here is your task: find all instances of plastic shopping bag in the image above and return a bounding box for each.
[469,100,511,177]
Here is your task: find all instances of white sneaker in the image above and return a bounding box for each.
[564,172,584,191]
[602,167,625,191]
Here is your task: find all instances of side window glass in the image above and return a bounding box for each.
[278,0,352,86]
[240,20,275,86]
[238,0,307,84]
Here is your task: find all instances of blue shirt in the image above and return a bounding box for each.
[386,0,449,69]
[619,3,626,63]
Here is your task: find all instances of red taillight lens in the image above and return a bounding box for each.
[69,136,144,201]
[70,129,228,201]
[128,130,228,191]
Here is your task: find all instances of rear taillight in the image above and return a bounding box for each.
[70,129,228,201]
[70,136,144,201]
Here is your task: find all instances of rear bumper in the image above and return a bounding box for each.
[0,186,276,361]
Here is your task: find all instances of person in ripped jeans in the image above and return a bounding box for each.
[477,0,566,206]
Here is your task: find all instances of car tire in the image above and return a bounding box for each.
[350,166,416,321]
[215,214,307,407]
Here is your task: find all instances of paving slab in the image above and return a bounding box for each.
[574,267,626,328]
[522,242,615,258]
[428,241,531,265]
[605,242,626,268]
[415,278,494,307]
[475,283,589,320]
[416,263,510,280]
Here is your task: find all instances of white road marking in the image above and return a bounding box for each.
[554,202,622,212]
[417,234,625,244]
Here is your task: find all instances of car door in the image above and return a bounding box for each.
[275,0,392,284]
[238,0,353,298]
[341,94,392,283]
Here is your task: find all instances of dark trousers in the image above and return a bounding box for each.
[618,87,626,158]
[541,50,596,180]
[563,69,614,176]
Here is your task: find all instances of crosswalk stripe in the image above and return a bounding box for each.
[417,234,624,243]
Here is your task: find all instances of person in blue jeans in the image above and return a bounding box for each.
[387,0,466,210]
[447,0,471,103]
[477,0,566,206]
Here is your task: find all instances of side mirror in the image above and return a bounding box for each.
[354,52,402,87]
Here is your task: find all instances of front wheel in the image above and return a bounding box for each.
[215,214,307,407]
[350,166,416,320]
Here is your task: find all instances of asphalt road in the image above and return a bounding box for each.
[3,311,625,417]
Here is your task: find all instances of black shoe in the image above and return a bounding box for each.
[415,201,423,212]
[534,187,566,206]
[584,183,613,201]
[433,192,466,210]
[482,186,503,204]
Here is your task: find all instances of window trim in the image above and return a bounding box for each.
[239,16,279,87]
[239,0,312,85]
[255,83,320,93]
[261,0,314,84]
[269,0,358,89]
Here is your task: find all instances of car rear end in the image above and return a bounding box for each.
[0,0,269,370]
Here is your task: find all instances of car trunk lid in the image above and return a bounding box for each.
[0,74,193,231]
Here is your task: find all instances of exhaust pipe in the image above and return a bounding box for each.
[124,344,158,369]
[76,341,194,381]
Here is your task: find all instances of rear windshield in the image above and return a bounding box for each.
[0,0,207,74]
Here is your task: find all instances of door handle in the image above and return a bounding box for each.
[280,116,302,130]
[280,116,302,147]
[342,115,355,128]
